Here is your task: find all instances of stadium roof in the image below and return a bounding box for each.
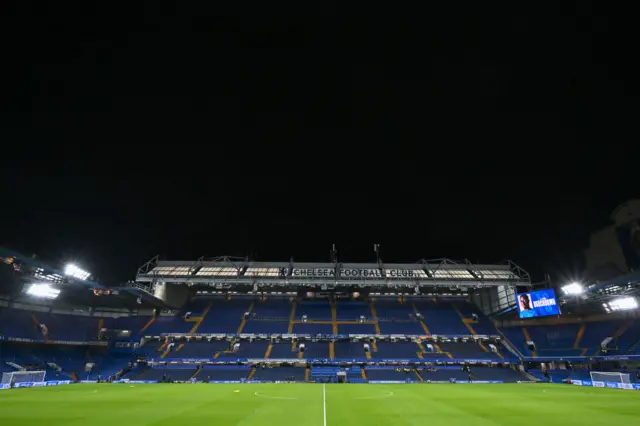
[0,246,106,290]
[135,256,531,289]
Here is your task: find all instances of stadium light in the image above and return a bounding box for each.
[64,263,90,280]
[603,297,638,313]
[26,283,60,299]
[561,282,584,295]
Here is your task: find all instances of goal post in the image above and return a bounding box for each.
[1,371,46,385]
[590,371,630,385]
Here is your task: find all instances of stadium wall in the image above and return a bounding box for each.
[153,283,191,308]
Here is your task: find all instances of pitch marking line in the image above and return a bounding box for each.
[323,384,327,426]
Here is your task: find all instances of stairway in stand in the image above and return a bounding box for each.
[236,301,255,334]
[188,302,213,334]
[287,300,297,334]
[191,366,203,379]
[522,327,536,357]
[264,344,273,359]
[369,299,382,335]
[411,303,431,335]
[331,300,338,334]
[573,324,586,348]
[247,367,256,380]
[453,304,476,335]
[139,316,156,333]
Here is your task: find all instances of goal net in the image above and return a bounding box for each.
[1,371,46,385]
[590,371,630,385]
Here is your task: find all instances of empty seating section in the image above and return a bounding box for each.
[103,316,150,333]
[0,308,106,342]
[500,328,530,356]
[184,298,210,316]
[0,308,42,340]
[198,298,247,333]
[166,341,229,358]
[243,320,289,333]
[499,319,640,358]
[201,366,251,381]
[336,302,370,320]
[374,342,419,358]
[43,313,100,341]
[456,302,497,335]
[581,321,624,353]
[439,342,497,359]
[243,298,292,333]
[268,343,299,359]
[251,299,291,320]
[333,341,366,358]
[9,295,640,385]
[139,366,197,382]
[473,367,528,382]
[346,366,366,383]
[527,324,580,351]
[0,297,502,345]
[252,366,305,381]
[144,316,192,335]
[365,368,413,381]
[232,341,270,359]
[297,301,332,320]
[378,321,425,335]
[372,300,412,320]
[620,322,640,354]
[414,301,469,335]
[302,343,330,358]
[527,369,592,383]
[0,342,127,380]
[338,324,377,334]
[422,367,468,382]
[293,323,333,334]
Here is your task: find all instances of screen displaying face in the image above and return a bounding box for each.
[517,289,560,318]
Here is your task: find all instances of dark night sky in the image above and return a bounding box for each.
[1,3,638,286]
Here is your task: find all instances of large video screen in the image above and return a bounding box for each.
[516,289,561,318]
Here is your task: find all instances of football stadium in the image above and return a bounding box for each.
[2,229,640,425]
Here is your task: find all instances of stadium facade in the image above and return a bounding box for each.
[134,256,530,315]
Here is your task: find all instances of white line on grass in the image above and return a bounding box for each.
[323,383,327,426]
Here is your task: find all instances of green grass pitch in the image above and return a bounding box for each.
[1,383,639,426]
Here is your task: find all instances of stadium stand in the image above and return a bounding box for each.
[4,289,640,385]
[498,317,640,359]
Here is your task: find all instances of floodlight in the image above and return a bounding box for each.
[26,283,60,299]
[64,263,90,280]
[561,282,583,295]
[608,297,638,311]
[603,297,638,313]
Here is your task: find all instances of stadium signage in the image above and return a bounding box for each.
[288,268,424,279]
[5,337,108,346]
